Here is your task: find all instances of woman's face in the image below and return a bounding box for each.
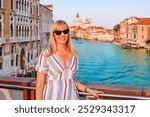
[53,26,69,46]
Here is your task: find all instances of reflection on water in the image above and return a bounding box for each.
[72,39,150,86]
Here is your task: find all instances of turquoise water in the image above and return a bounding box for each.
[72,39,150,86]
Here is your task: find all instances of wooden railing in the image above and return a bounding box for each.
[0,76,150,100]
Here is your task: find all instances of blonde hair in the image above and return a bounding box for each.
[44,20,78,59]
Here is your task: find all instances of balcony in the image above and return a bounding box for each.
[0,76,150,100]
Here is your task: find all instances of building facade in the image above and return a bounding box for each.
[39,4,53,50]
[0,0,53,76]
[126,19,150,48]
[120,17,139,44]
[120,17,150,48]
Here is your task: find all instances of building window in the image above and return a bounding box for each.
[30,3,33,14]
[0,62,2,70]
[16,0,18,9]
[0,1,1,8]
[0,47,2,56]
[28,52,30,62]
[16,55,18,66]
[127,34,128,38]
[10,16,14,37]
[30,25,32,36]
[22,1,24,11]
[0,23,2,38]
[133,26,137,32]
[134,34,136,39]
[25,26,27,37]
[30,20,33,37]
[11,59,14,66]
[11,45,14,54]
[11,0,13,10]
[126,27,129,32]
[27,27,29,37]
[0,15,3,38]
[36,1,39,16]
[31,54,33,59]
[22,26,24,37]
[142,27,144,32]
[36,26,38,36]
[16,25,18,37]
[24,3,26,11]
[142,35,144,39]
[19,1,21,10]
[19,25,21,37]
[11,24,13,37]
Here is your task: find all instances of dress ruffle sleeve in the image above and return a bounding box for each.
[35,51,48,74]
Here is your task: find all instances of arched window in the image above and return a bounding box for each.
[27,52,30,62]
[0,0,3,8]
[22,26,24,37]
[36,26,38,36]
[30,20,33,37]
[19,1,21,10]
[25,26,26,37]
[142,27,144,32]
[0,46,2,56]
[0,15,3,38]
[11,24,13,37]
[19,25,21,37]
[16,0,18,9]
[11,0,13,10]
[27,26,29,37]
[16,25,18,37]
[30,2,33,14]
[16,55,18,66]
[10,16,14,37]
[0,23,2,38]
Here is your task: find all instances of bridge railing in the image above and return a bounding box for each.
[0,76,150,100]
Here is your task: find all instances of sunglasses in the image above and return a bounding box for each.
[54,29,69,35]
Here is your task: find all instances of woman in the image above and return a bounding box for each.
[36,20,103,100]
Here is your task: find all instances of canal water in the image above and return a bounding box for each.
[72,39,150,86]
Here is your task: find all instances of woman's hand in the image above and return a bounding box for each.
[85,87,104,99]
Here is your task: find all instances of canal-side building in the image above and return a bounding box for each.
[0,0,53,76]
[72,13,82,27]
[71,13,92,28]
[70,13,114,41]
[120,17,139,44]
[39,4,53,50]
[126,19,150,48]
[120,17,150,48]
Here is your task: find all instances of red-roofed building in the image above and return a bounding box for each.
[120,17,150,48]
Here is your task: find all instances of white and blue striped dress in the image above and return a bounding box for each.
[35,51,79,100]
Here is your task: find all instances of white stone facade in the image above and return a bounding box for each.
[0,0,53,76]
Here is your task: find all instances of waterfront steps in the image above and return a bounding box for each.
[0,77,150,100]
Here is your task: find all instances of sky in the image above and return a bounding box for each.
[40,0,150,29]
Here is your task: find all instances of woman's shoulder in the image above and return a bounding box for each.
[73,50,79,60]
[42,48,51,57]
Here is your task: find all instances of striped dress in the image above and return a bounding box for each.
[35,51,79,100]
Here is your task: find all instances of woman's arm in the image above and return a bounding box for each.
[75,80,104,99]
[75,80,86,92]
[36,71,46,100]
